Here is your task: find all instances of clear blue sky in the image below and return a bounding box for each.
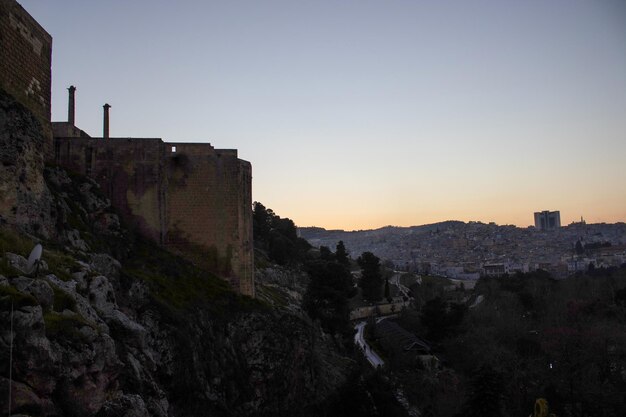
[21,0,626,229]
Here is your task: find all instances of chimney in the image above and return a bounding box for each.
[103,103,111,139]
[68,86,76,125]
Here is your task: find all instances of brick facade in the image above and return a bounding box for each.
[0,0,254,297]
[54,137,255,297]
[0,0,52,150]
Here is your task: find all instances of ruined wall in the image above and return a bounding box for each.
[54,138,254,297]
[0,0,52,152]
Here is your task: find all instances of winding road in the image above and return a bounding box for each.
[390,272,412,299]
[354,321,384,367]
[352,273,417,368]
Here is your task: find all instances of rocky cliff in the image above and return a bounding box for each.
[0,88,54,238]
[0,88,353,417]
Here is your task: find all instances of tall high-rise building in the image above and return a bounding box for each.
[534,211,561,231]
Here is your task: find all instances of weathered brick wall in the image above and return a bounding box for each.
[55,138,167,244]
[236,159,254,296]
[0,0,52,152]
[165,143,254,297]
[52,121,90,139]
[54,138,255,297]
[1,0,254,295]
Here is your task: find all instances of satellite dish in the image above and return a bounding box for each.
[26,244,43,275]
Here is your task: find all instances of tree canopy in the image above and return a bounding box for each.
[357,251,383,302]
[303,258,355,335]
[252,202,311,265]
[335,240,350,266]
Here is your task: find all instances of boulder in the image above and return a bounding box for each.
[11,276,54,309]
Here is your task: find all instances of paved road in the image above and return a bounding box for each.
[390,272,411,299]
[354,321,384,368]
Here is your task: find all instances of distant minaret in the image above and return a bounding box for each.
[103,103,111,139]
[67,86,76,125]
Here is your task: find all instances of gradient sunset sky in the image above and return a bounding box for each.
[21,0,626,230]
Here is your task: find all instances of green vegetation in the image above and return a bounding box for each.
[335,240,350,266]
[399,272,418,288]
[43,311,95,343]
[256,284,289,307]
[50,285,77,312]
[302,241,364,342]
[0,225,34,257]
[168,236,233,278]
[409,274,452,307]
[383,277,390,301]
[380,268,626,417]
[44,250,81,281]
[43,166,130,258]
[303,252,356,336]
[419,296,466,341]
[0,226,32,276]
[121,238,262,315]
[253,201,311,265]
[0,258,21,277]
[0,285,38,310]
[0,225,82,280]
[325,368,407,417]
[357,251,383,302]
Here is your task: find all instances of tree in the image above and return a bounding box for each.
[459,365,506,417]
[335,240,350,266]
[303,259,355,335]
[319,245,333,260]
[420,297,466,341]
[252,201,311,265]
[253,201,272,241]
[575,240,584,255]
[384,279,391,302]
[357,251,383,302]
[420,297,448,340]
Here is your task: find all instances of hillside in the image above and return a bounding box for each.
[1,88,355,417]
[299,222,626,275]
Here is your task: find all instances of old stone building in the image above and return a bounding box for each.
[0,0,254,296]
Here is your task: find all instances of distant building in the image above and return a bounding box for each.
[482,263,506,277]
[534,210,561,231]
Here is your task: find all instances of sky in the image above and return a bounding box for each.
[20,0,626,230]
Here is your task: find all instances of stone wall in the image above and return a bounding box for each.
[54,137,167,243]
[166,144,254,296]
[0,0,254,297]
[0,0,52,151]
[54,137,254,297]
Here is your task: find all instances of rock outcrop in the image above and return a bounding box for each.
[1,263,350,416]
[0,89,54,238]
[255,266,310,314]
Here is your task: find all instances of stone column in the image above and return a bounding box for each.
[103,103,111,139]
[68,86,76,125]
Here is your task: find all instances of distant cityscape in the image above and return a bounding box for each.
[300,211,626,279]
